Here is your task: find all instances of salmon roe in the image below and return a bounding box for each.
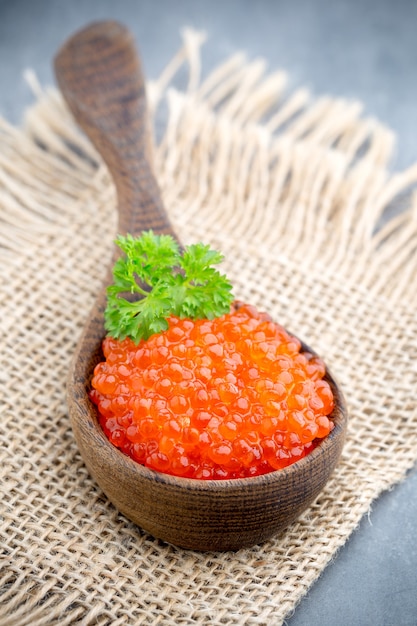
[89,303,335,479]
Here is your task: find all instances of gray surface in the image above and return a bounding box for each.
[1,1,416,624]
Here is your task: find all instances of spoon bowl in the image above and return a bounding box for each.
[56,21,348,551]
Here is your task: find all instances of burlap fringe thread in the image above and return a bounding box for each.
[1,29,417,626]
[2,29,417,302]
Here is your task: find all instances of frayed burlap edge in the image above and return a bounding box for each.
[1,29,416,626]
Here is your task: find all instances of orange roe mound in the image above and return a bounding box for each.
[89,303,335,479]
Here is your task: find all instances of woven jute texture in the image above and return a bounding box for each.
[1,32,417,625]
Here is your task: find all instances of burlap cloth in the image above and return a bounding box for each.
[1,31,417,625]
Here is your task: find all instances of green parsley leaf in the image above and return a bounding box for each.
[104,231,234,343]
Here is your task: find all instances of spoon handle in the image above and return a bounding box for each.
[54,20,177,239]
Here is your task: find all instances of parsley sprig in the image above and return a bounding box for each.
[104,231,234,343]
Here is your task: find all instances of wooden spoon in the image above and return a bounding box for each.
[55,21,348,551]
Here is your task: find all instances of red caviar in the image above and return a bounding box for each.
[89,303,334,479]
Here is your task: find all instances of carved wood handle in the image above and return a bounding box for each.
[54,20,177,239]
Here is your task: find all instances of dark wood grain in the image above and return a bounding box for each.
[54,20,176,239]
[56,21,348,551]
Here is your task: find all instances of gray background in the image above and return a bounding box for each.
[1,1,416,624]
